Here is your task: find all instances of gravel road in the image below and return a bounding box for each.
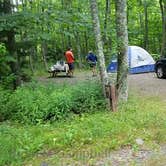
[129,72,166,100]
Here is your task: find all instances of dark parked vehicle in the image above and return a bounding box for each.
[155,58,166,78]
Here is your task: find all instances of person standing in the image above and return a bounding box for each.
[86,51,97,76]
[65,48,75,77]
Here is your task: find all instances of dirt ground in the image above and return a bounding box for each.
[128,72,166,100]
[38,71,166,100]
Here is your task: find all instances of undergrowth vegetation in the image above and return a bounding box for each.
[0,81,105,124]
[0,93,166,165]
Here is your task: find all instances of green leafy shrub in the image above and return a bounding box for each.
[0,88,11,121]
[20,68,32,82]
[0,43,18,89]
[151,54,160,61]
[71,82,105,113]
[2,81,104,124]
[0,43,10,79]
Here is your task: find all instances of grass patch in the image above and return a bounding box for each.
[0,95,166,165]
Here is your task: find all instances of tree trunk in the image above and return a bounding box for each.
[143,1,148,50]
[61,27,66,52]
[84,30,89,54]
[2,0,21,89]
[29,47,34,73]
[103,0,111,45]
[90,0,109,97]
[8,32,21,89]
[67,26,71,47]
[75,31,82,68]
[138,15,144,46]
[159,0,166,57]
[115,0,128,101]
[41,42,48,71]
[103,0,112,59]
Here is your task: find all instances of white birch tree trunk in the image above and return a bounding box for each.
[90,0,108,97]
[115,0,129,101]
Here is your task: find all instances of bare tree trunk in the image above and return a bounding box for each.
[61,27,66,52]
[41,42,48,71]
[74,31,82,68]
[7,31,21,89]
[29,48,34,73]
[67,26,71,47]
[90,0,108,97]
[103,0,112,59]
[84,30,89,54]
[103,0,111,45]
[139,15,144,46]
[159,0,166,57]
[143,1,148,50]
[115,0,128,101]
[2,0,21,89]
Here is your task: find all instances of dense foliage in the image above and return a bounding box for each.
[0,81,105,124]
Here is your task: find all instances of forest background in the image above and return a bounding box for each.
[0,0,165,89]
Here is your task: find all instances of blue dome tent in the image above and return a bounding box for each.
[107,46,155,74]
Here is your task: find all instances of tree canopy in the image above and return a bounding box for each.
[0,0,164,89]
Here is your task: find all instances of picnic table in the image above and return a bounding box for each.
[48,61,69,77]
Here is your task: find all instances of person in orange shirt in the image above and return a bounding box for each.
[65,48,75,77]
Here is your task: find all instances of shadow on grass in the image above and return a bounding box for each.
[47,75,74,79]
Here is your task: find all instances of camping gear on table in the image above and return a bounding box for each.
[48,61,69,77]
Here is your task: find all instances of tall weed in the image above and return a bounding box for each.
[0,88,11,121]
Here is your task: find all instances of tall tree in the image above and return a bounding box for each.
[89,0,108,97]
[103,0,111,45]
[115,0,128,101]
[74,30,82,68]
[143,0,149,50]
[159,0,166,57]
[0,0,21,89]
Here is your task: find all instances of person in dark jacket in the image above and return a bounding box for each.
[86,51,97,76]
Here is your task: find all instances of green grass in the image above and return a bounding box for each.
[0,95,166,165]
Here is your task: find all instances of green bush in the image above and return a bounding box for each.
[151,54,160,61]
[0,88,11,121]
[71,82,105,113]
[1,81,104,124]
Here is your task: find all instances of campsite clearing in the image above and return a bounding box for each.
[37,72,166,100]
[1,71,166,166]
[34,72,166,166]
